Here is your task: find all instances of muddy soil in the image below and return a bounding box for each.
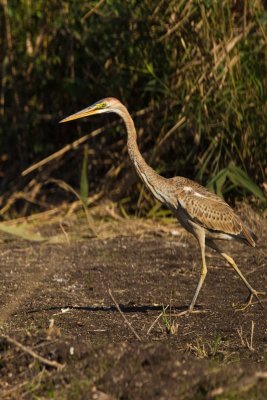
[0,215,266,399]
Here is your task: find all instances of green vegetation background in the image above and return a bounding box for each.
[0,0,266,216]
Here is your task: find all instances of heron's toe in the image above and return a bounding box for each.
[235,289,265,312]
[172,308,207,317]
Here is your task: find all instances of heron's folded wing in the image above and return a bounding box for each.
[179,193,243,235]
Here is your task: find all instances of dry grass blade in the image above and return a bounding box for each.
[108,288,142,341]
[82,0,105,21]
[1,334,65,370]
[237,326,245,347]
[237,321,256,351]
[47,178,96,234]
[158,0,194,42]
[155,116,186,149]
[59,222,70,245]
[246,320,255,351]
[212,23,254,72]
[0,222,46,241]
[21,127,105,176]
[0,191,103,226]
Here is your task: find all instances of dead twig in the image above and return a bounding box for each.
[155,116,186,149]
[47,178,96,234]
[59,222,70,245]
[147,304,169,335]
[237,321,255,351]
[21,127,105,176]
[1,334,65,370]
[157,0,193,42]
[82,0,106,21]
[246,320,255,351]
[237,326,245,347]
[108,289,142,341]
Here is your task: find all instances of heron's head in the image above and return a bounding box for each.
[59,97,122,123]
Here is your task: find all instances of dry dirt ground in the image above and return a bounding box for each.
[0,210,266,399]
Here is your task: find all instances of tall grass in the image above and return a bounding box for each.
[0,0,266,216]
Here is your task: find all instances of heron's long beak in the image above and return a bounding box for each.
[59,105,98,123]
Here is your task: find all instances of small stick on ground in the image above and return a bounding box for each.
[59,222,70,245]
[108,288,142,341]
[237,322,256,351]
[147,305,169,335]
[246,320,255,351]
[237,326,245,347]
[1,334,65,370]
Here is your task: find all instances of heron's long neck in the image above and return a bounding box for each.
[117,106,170,204]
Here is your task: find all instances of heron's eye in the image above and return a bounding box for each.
[96,102,106,109]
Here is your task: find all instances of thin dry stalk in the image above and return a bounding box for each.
[246,321,255,351]
[212,23,253,71]
[155,116,186,149]
[105,204,124,221]
[59,222,70,245]
[237,321,255,351]
[46,178,98,233]
[237,326,245,347]
[147,304,169,335]
[21,129,100,176]
[108,288,142,341]
[1,334,65,370]
[158,0,193,42]
[82,0,105,21]
[0,191,103,225]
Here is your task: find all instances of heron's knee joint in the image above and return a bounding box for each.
[221,252,236,266]
[201,269,207,277]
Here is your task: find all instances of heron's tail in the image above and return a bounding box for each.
[240,225,257,247]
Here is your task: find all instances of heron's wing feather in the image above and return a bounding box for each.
[170,177,255,245]
[178,190,242,235]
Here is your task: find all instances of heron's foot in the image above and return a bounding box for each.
[236,290,265,312]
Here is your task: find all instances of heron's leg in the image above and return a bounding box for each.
[221,253,264,309]
[206,240,265,309]
[175,230,207,317]
[188,230,207,312]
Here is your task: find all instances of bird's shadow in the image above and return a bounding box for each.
[27,303,191,315]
